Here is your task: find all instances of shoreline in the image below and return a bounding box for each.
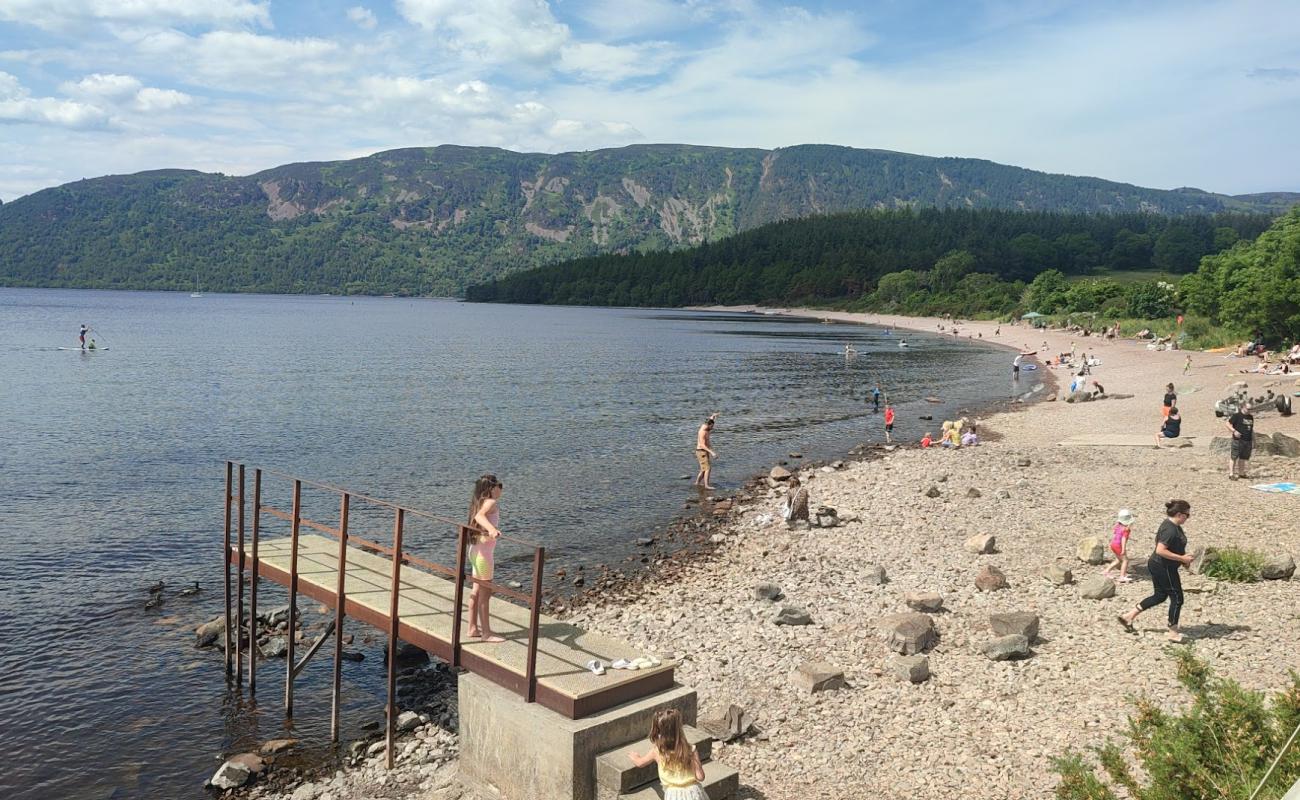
[243,307,1300,800]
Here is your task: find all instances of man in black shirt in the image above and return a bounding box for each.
[1226,402,1254,480]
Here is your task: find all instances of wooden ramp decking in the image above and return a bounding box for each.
[230,534,675,719]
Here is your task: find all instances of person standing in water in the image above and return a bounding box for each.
[693,414,718,490]
[1012,353,1022,378]
[883,404,895,443]
[79,324,88,350]
[871,385,881,412]
[1117,500,1195,642]
[466,474,505,643]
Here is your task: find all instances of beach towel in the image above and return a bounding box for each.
[1251,482,1300,494]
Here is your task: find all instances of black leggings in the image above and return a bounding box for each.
[1139,558,1184,627]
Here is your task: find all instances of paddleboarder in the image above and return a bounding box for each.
[79,324,88,350]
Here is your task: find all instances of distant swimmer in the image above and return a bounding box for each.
[79,324,88,350]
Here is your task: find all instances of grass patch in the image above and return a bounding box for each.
[1028,314,1244,350]
[1202,546,1269,583]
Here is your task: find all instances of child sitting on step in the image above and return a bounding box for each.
[628,708,707,799]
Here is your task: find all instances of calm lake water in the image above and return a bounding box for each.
[0,289,1038,799]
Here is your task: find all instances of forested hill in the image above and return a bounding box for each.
[463,208,1273,309]
[0,143,1296,296]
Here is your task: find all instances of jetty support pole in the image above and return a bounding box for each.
[284,479,302,718]
[248,468,261,695]
[525,546,545,703]
[451,524,468,667]
[385,508,405,769]
[330,492,350,743]
[223,461,233,675]
[235,464,246,686]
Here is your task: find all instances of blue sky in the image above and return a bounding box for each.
[0,0,1297,200]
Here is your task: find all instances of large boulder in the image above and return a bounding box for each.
[904,591,944,612]
[1262,555,1296,580]
[209,757,256,790]
[769,466,792,481]
[1272,433,1300,458]
[1076,536,1107,565]
[1209,437,1233,456]
[1044,562,1074,585]
[964,534,996,554]
[791,661,846,693]
[889,655,930,684]
[1065,391,1094,404]
[259,636,288,659]
[878,613,939,655]
[975,565,1009,592]
[989,612,1040,641]
[1079,575,1117,599]
[195,616,226,648]
[773,605,812,626]
[981,634,1031,661]
[699,704,753,743]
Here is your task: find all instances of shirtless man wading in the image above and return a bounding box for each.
[694,413,719,490]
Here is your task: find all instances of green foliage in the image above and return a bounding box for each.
[1125,280,1177,318]
[1202,547,1269,583]
[1025,269,1070,313]
[1182,208,1300,342]
[1055,650,1300,800]
[0,143,1290,296]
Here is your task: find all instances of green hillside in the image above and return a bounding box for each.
[1,143,1295,295]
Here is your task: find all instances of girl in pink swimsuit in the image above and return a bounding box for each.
[1101,509,1134,583]
[467,474,505,642]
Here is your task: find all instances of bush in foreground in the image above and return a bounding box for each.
[1203,547,1270,583]
[1054,649,1300,800]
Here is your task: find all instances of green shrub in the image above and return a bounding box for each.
[1203,546,1270,583]
[1054,649,1300,800]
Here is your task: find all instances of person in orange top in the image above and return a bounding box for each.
[920,432,933,448]
[883,404,895,443]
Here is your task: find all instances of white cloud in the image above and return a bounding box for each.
[0,70,110,128]
[61,72,142,98]
[396,0,570,63]
[59,73,193,113]
[558,41,678,82]
[0,0,271,30]
[133,86,192,112]
[129,30,345,89]
[347,5,377,30]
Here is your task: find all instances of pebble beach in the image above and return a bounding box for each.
[245,308,1300,800]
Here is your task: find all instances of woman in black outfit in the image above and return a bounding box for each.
[1118,500,1194,642]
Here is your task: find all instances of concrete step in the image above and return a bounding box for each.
[594,725,713,798]
[617,761,739,800]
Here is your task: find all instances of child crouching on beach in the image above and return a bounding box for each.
[1101,509,1134,583]
[628,708,707,799]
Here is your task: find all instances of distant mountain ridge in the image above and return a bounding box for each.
[1,143,1295,295]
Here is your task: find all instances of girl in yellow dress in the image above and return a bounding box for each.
[628,708,707,799]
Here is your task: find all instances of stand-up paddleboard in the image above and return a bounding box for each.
[58,346,110,351]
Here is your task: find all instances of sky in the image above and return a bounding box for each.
[0,0,1297,201]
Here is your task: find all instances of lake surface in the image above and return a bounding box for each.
[0,289,1038,799]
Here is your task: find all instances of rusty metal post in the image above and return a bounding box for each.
[330,492,350,743]
[284,479,302,718]
[249,468,261,695]
[223,461,233,675]
[450,524,468,668]
[385,508,405,769]
[525,546,546,703]
[235,464,246,686]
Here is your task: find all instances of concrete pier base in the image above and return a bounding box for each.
[458,672,697,800]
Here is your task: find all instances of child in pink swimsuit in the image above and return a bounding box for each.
[466,474,505,643]
[1101,509,1134,583]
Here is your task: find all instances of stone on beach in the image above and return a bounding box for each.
[889,654,930,683]
[989,612,1039,642]
[1079,575,1117,599]
[974,565,1008,592]
[878,612,938,655]
[863,564,888,585]
[396,710,421,732]
[1076,536,1107,565]
[924,485,942,498]
[699,704,753,742]
[1262,555,1296,580]
[259,636,288,659]
[981,634,1031,661]
[904,591,944,612]
[195,615,225,648]
[754,581,784,601]
[770,466,792,481]
[792,661,846,693]
[964,534,996,554]
[1273,432,1300,458]
[773,605,812,626]
[1044,562,1074,585]
[260,738,299,755]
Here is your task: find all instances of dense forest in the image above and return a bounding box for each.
[465,208,1274,309]
[1,143,1296,295]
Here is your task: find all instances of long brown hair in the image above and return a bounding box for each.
[467,474,501,542]
[650,708,693,774]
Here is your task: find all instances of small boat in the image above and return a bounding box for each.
[898,341,909,348]
[190,292,203,298]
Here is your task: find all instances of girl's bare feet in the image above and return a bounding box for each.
[467,627,481,639]
[480,633,505,643]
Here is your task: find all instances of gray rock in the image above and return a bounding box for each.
[770,466,792,481]
[1273,432,1300,458]
[754,581,784,601]
[290,784,319,800]
[259,604,290,627]
[383,641,429,666]
[904,591,944,612]
[791,661,845,693]
[964,534,996,554]
[709,533,727,545]
[259,636,288,659]
[1045,562,1074,585]
[863,564,888,585]
[1262,555,1296,580]
[889,654,930,683]
[635,537,655,547]
[396,710,421,732]
[1016,457,1032,467]
[996,488,1012,499]
[989,612,1040,641]
[259,738,298,755]
[1065,391,1094,404]
[195,615,226,648]
[699,703,753,742]
[1079,575,1117,599]
[878,612,938,655]
[209,759,252,790]
[982,634,1031,661]
[1076,536,1107,565]
[966,487,982,498]
[924,485,942,498]
[773,605,812,626]
[1209,436,1233,456]
[975,565,1008,592]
